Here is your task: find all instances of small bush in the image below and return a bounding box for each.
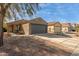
[3,28,7,32]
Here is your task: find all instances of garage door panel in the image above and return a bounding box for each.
[54,26,62,33]
[31,24,47,34]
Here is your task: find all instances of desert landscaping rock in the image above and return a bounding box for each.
[0,33,79,56]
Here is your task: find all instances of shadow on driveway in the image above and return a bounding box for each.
[0,36,72,56]
[34,33,72,38]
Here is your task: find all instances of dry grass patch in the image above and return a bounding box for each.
[0,35,72,56]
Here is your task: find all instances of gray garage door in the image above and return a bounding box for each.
[31,24,47,34]
[54,26,62,34]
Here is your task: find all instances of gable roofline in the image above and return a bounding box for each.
[48,22,61,26]
[48,22,71,27]
[30,17,47,25]
[7,19,30,25]
[7,17,47,25]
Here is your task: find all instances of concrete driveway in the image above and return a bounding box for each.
[32,33,79,56]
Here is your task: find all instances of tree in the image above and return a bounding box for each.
[76,26,79,32]
[0,3,39,47]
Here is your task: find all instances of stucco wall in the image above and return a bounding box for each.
[62,27,69,32]
[48,26,62,33]
[22,23,31,35]
[48,26,54,33]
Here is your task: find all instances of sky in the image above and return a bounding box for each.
[8,3,79,23]
[32,3,79,23]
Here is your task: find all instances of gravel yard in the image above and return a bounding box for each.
[0,35,71,56]
[0,33,79,56]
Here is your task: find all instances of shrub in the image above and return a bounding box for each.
[3,28,7,32]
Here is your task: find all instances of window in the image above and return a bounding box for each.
[15,24,22,32]
[49,28,51,32]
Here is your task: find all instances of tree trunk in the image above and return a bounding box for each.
[0,4,11,47]
[0,14,3,46]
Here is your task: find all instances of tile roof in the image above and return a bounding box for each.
[30,17,47,25]
[48,22,70,27]
[7,17,47,25]
[48,22,61,26]
[61,23,70,27]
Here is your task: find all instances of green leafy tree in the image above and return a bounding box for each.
[76,26,79,32]
[0,3,39,47]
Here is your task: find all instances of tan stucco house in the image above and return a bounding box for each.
[7,17,47,35]
[48,22,70,34]
[61,23,70,33]
[48,22,62,34]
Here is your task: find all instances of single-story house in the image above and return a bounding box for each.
[68,23,76,32]
[7,17,47,35]
[75,24,79,36]
[48,22,62,34]
[61,23,70,33]
[48,22,70,34]
[75,24,79,32]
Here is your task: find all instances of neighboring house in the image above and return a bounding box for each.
[75,24,79,36]
[61,23,70,33]
[7,17,47,35]
[48,22,62,34]
[75,24,79,32]
[48,22,70,34]
[68,23,76,32]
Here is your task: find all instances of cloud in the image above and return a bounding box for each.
[33,3,79,23]
[39,3,51,7]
